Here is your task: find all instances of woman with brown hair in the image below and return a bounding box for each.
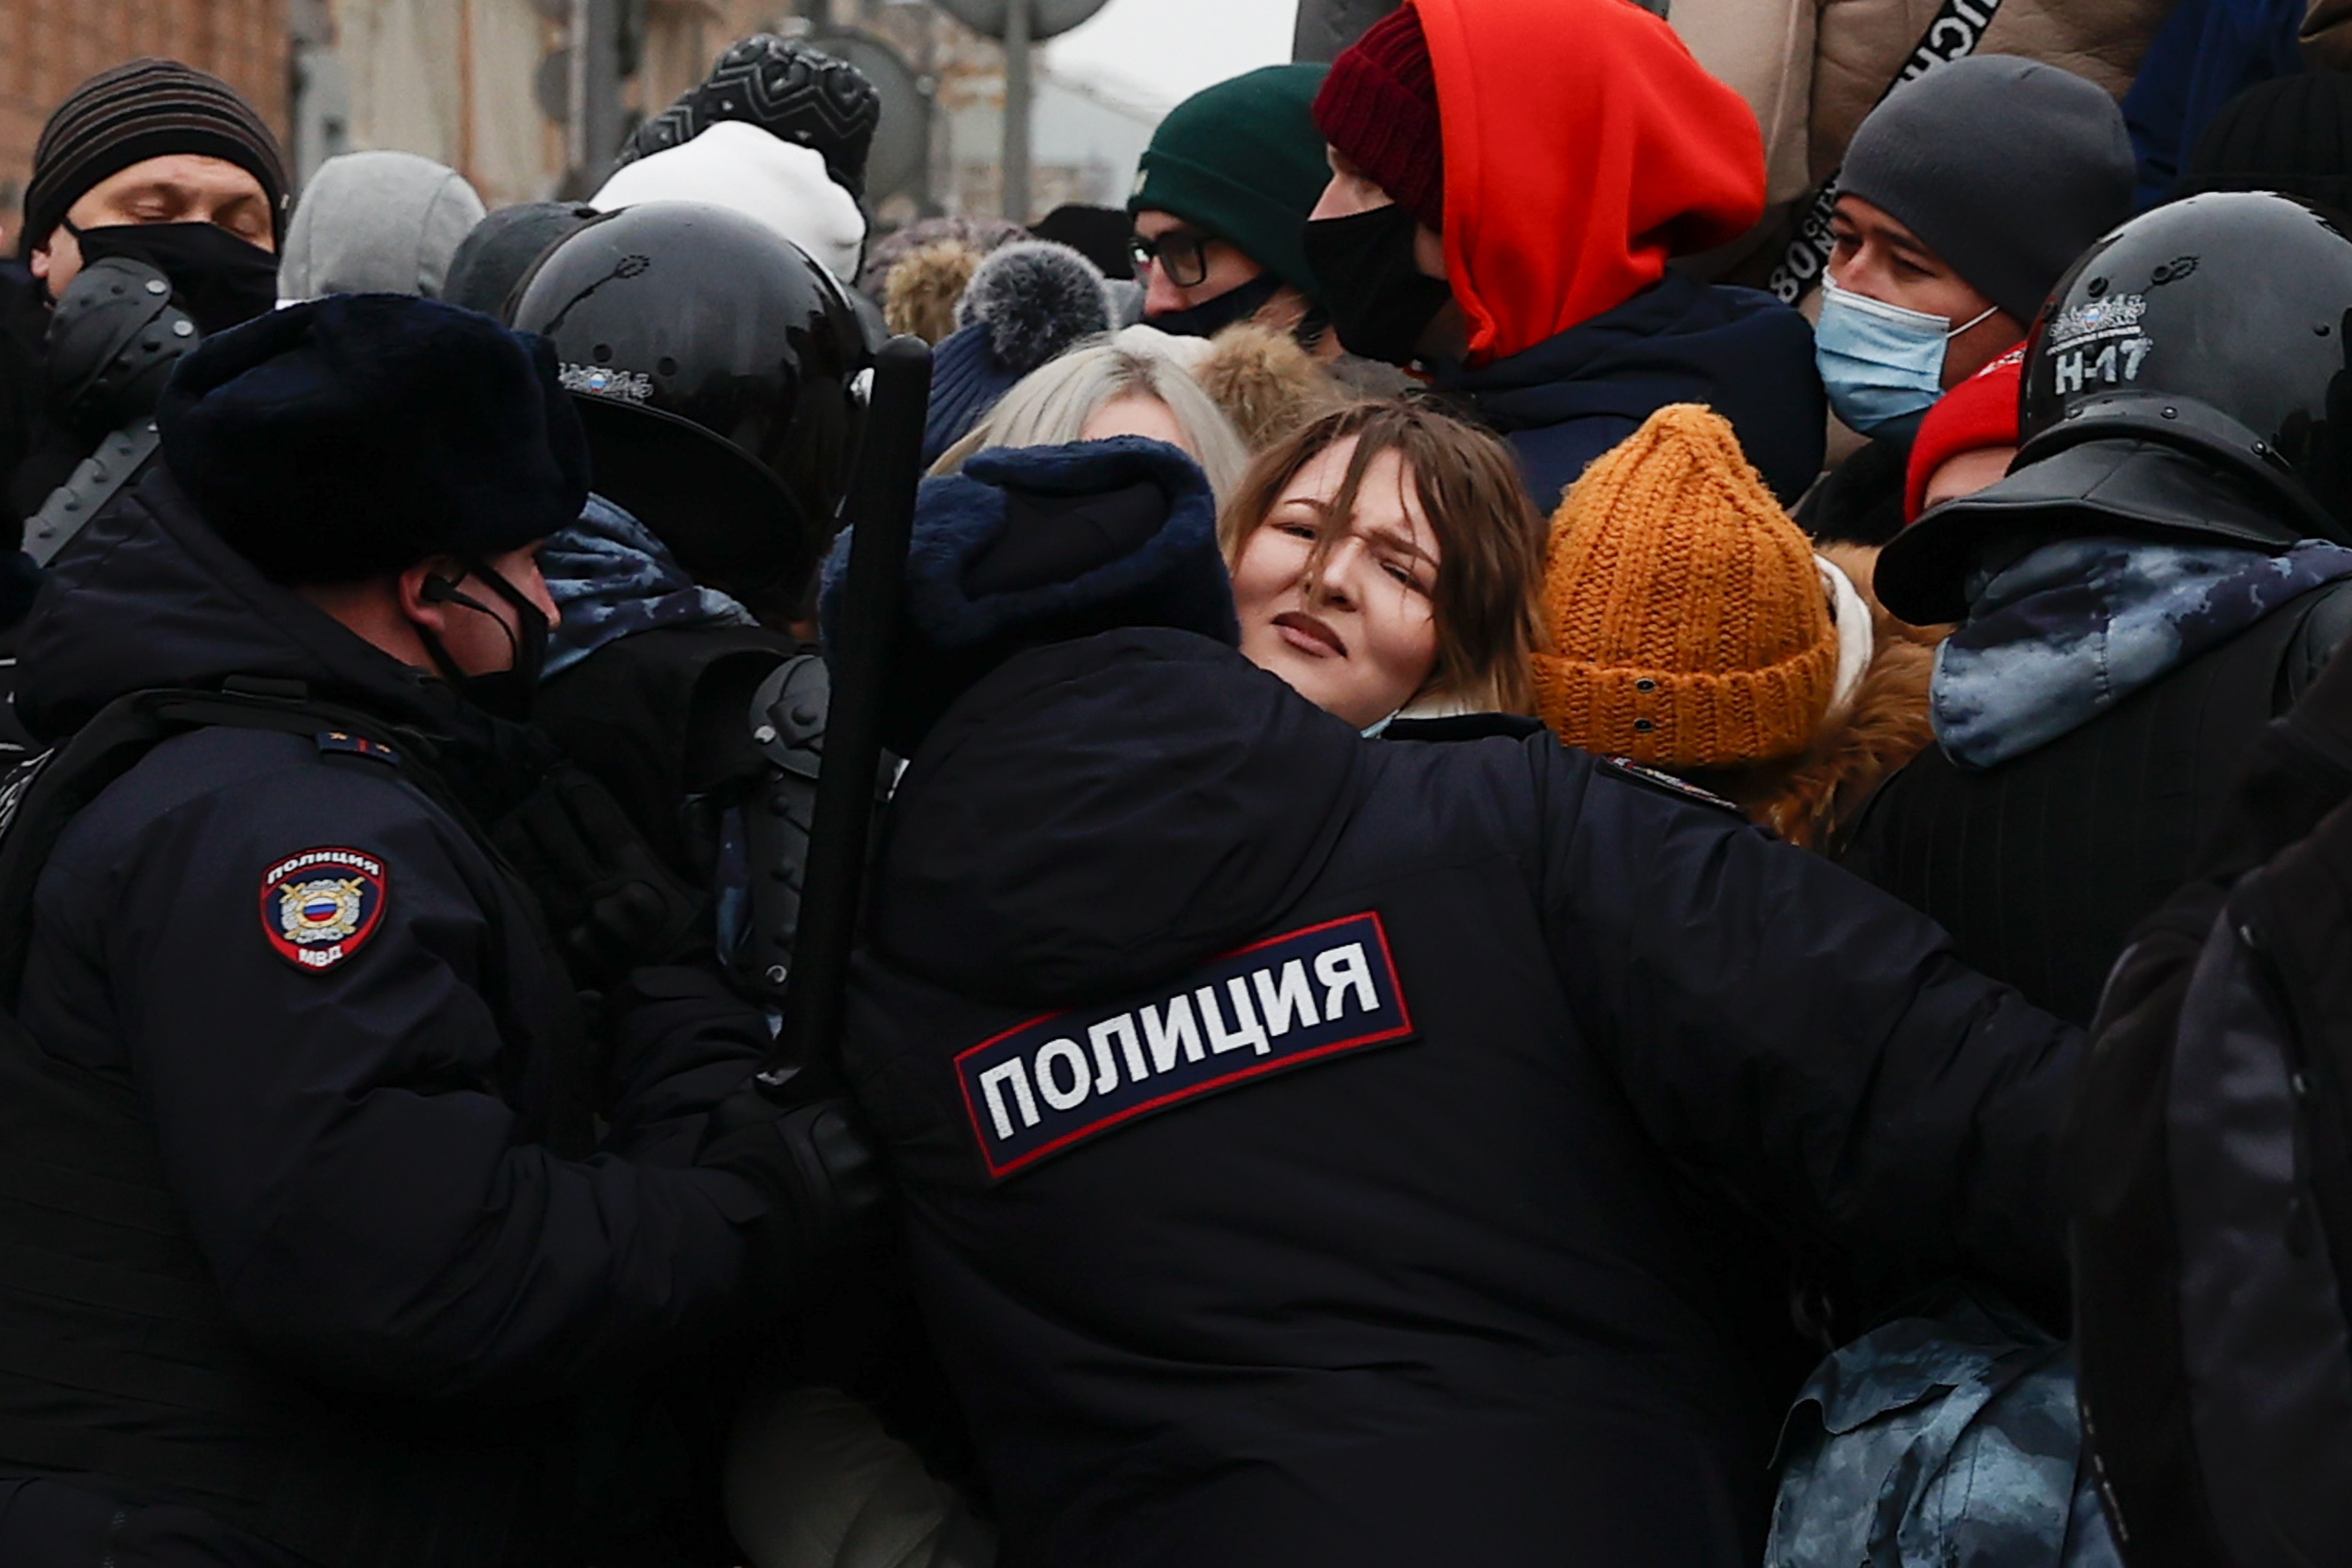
[1220,399,1546,729]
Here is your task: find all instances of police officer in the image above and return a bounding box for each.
[509,204,996,1563]
[828,435,2081,1568]
[0,294,874,1568]
[1851,191,2352,1026]
[511,201,870,1013]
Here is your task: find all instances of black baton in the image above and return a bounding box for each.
[763,334,933,1097]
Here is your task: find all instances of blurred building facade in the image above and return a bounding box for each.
[0,0,290,254]
[1,0,1163,255]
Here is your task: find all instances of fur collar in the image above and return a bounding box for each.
[1695,543,1946,852]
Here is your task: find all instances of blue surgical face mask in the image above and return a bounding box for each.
[1815,273,1997,438]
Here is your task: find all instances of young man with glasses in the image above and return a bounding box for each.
[1126,64,1341,353]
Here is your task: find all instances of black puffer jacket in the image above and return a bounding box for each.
[842,626,2079,1568]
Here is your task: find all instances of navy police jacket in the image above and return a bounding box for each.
[0,470,769,1562]
[843,628,2078,1568]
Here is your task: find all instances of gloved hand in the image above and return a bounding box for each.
[495,764,707,984]
[697,1083,893,1312]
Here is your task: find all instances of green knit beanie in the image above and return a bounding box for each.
[1128,63,1331,300]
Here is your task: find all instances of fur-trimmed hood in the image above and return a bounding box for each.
[882,238,985,345]
[1188,321,1348,452]
[1699,542,1946,852]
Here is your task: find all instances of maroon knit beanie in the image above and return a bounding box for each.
[1312,6,1444,231]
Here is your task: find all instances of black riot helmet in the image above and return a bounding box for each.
[510,200,870,614]
[1880,191,2352,623]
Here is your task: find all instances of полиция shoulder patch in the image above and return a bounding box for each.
[260,846,388,974]
[955,911,1416,1180]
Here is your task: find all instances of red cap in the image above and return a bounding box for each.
[1905,345,2026,524]
[1313,6,1445,231]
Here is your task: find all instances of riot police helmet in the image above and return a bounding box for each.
[511,200,871,613]
[1879,191,2352,623]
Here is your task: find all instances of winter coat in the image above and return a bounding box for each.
[0,263,46,550]
[1412,0,1827,508]
[1767,1290,2118,1568]
[1841,448,2352,1024]
[0,468,769,1566]
[1670,0,2172,234]
[0,261,87,558]
[840,624,2078,1568]
[2068,632,2352,1564]
[1444,271,1827,510]
[2122,0,2316,209]
[1797,433,1910,548]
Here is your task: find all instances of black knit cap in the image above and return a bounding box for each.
[612,34,879,198]
[19,57,289,260]
[2181,72,2352,214]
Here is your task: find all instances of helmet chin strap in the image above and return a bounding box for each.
[415,560,550,720]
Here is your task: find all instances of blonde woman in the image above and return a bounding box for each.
[929,339,1251,502]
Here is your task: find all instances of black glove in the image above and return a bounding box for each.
[697,1084,893,1313]
[495,764,708,984]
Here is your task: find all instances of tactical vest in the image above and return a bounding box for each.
[1840,583,2352,1027]
[0,688,578,1568]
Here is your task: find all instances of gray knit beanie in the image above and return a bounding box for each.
[1839,56,2135,327]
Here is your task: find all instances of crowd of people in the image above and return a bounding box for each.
[2,5,2352,1567]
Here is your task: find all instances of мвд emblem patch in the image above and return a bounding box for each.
[260,847,388,973]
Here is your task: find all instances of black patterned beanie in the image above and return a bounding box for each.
[613,34,881,199]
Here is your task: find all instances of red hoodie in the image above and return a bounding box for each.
[1413,0,1767,366]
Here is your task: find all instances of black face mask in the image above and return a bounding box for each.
[417,560,551,724]
[1144,269,1287,339]
[1301,206,1455,366]
[63,220,278,336]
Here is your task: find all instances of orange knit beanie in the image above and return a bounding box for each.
[1532,404,1836,768]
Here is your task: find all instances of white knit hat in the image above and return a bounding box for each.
[592,119,866,283]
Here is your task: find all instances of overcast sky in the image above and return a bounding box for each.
[1044,0,1301,111]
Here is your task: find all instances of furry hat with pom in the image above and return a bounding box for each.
[821,436,1234,753]
[920,240,1116,465]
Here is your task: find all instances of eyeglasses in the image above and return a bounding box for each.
[1129,227,1218,289]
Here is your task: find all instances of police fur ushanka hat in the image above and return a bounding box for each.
[820,436,1237,754]
[158,293,589,583]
